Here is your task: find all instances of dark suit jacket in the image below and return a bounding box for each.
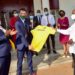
[33,15,42,28]
[15,18,31,50]
[0,30,11,57]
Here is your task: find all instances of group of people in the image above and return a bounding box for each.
[0,8,35,75]
[0,7,75,75]
[28,8,70,57]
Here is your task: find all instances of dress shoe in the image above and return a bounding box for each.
[47,50,51,54]
[53,50,57,54]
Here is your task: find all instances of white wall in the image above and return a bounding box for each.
[59,0,75,25]
[33,0,41,15]
[33,0,50,15]
[42,0,50,11]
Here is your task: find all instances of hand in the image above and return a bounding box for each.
[28,45,34,50]
[63,24,66,26]
[10,29,17,35]
[53,26,57,32]
[54,27,57,31]
[57,24,60,28]
[68,39,74,45]
[6,29,11,36]
[47,24,51,27]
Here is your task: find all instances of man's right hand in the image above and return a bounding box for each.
[57,24,60,28]
[47,24,51,27]
[10,29,17,35]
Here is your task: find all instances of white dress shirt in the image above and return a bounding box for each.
[0,26,6,33]
[57,23,75,54]
[41,14,55,27]
[20,18,25,24]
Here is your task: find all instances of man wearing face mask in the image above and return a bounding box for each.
[71,10,75,21]
[9,10,18,43]
[33,10,42,27]
[41,8,57,54]
[15,8,36,75]
[57,9,75,75]
[29,10,42,28]
[29,10,34,29]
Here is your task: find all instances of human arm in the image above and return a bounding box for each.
[57,28,70,35]
[0,26,17,36]
[15,22,29,46]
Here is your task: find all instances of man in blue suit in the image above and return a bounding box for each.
[29,10,42,28]
[0,26,17,75]
[35,10,42,25]
[15,8,35,75]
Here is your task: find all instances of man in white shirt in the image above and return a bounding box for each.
[41,9,55,27]
[57,9,75,75]
[41,8,57,54]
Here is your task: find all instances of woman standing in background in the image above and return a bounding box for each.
[9,10,18,43]
[57,10,69,58]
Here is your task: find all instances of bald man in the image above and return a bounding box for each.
[57,9,75,75]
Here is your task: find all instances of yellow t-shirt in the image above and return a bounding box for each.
[31,25,56,52]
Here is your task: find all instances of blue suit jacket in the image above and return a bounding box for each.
[33,15,42,27]
[15,18,31,50]
[0,30,11,57]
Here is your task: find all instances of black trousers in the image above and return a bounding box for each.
[0,53,11,75]
[72,53,75,75]
[46,34,55,52]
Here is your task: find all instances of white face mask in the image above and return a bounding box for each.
[14,13,18,17]
[37,13,41,16]
[30,16,33,19]
[71,14,75,20]
[44,12,48,15]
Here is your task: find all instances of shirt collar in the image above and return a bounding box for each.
[20,17,25,23]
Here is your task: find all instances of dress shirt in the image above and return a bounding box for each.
[41,14,55,27]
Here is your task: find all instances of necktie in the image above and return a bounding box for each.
[24,20,29,32]
[38,16,41,24]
